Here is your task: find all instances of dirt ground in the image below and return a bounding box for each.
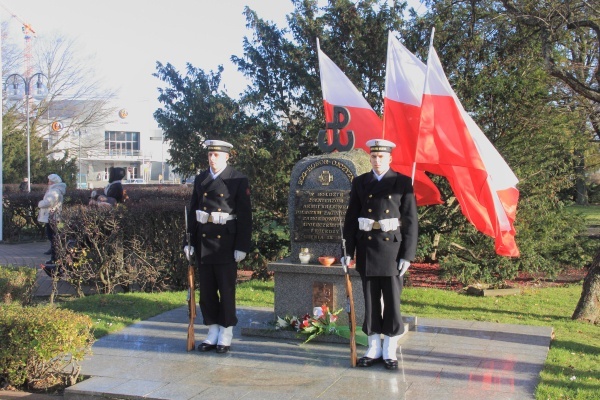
[405,263,589,291]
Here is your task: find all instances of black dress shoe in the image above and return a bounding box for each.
[216,345,230,354]
[357,356,382,367]
[197,342,217,352]
[44,249,52,255]
[383,359,398,370]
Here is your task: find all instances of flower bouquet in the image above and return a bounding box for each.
[276,305,367,345]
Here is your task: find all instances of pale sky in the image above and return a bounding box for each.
[1,0,423,128]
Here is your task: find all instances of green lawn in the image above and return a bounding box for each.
[57,280,599,399]
[568,204,600,225]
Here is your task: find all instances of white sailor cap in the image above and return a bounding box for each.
[366,139,396,153]
[204,139,233,153]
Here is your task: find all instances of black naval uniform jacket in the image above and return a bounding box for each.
[187,165,252,264]
[343,169,418,277]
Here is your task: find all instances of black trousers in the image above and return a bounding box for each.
[45,223,55,261]
[196,260,238,327]
[360,274,404,336]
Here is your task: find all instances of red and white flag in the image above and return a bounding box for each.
[383,32,443,206]
[416,35,520,257]
[317,40,382,151]
[318,40,441,206]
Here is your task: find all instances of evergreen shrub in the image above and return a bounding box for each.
[0,265,37,305]
[0,303,94,390]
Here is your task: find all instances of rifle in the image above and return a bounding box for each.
[339,210,357,367]
[185,207,196,351]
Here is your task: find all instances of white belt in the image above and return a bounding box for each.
[358,217,399,232]
[196,210,237,225]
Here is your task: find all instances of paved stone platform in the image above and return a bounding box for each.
[63,307,551,400]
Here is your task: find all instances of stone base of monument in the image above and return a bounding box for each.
[263,258,418,328]
[267,258,364,326]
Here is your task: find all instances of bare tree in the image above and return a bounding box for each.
[3,31,117,159]
[32,33,117,155]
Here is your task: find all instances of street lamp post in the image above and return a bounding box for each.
[5,72,47,192]
[78,130,81,189]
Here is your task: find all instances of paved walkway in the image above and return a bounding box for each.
[0,242,553,399]
[0,241,80,297]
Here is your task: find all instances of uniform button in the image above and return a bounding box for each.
[217,235,221,239]
[220,194,224,197]
[388,195,392,199]
[385,238,389,241]
[368,209,372,212]
[203,207,207,210]
[385,210,390,213]
[204,193,207,196]
[369,194,372,198]
[218,208,222,211]
[202,234,206,237]
[368,236,372,240]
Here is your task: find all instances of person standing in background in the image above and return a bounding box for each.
[105,167,125,203]
[19,177,28,192]
[38,174,67,264]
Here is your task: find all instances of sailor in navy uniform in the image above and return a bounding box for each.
[342,139,418,370]
[184,140,252,354]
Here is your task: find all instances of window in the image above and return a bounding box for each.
[105,131,140,156]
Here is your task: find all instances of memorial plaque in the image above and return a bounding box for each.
[312,281,334,310]
[294,190,350,242]
[288,151,371,260]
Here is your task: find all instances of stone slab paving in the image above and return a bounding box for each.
[0,241,80,297]
[64,307,552,400]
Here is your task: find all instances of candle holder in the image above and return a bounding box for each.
[299,248,311,264]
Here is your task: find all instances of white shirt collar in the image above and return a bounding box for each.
[372,168,390,181]
[210,167,225,179]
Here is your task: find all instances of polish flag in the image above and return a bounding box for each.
[417,36,520,257]
[317,40,382,150]
[383,32,443,206]
[318,40,441,205]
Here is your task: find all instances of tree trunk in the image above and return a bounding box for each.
[572,249,600,323]
[574,149,588,205]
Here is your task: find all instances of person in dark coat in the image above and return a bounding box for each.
[19,177,28,192]
[184,139,252,354]
[104,167,125,203]
[342,139,418,370]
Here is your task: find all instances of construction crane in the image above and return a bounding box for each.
[0,2,37,77]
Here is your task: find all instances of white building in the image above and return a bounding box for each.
[47,100,175,189]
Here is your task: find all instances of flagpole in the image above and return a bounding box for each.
[411,27,435,185]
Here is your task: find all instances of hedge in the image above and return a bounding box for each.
[0,303,94,389]
[0,265,37,305]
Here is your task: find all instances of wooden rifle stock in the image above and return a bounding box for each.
[187,259,196,351]
[185,207,196,351]
[339,210,357,367]
[345,269,357,367]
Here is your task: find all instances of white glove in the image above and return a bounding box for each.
[398,259,410,277]
[211,212,230,225]
[184,245,195,261]
[378,218,400,232]
[196,210,209,223]
[234,250,246,262]
[358,217,374,231]
[341,256,352,267]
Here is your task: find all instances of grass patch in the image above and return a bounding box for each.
[568,204,600,225]
[56,281,598,399]
[57,280,274,338]
[401,285,599,400]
